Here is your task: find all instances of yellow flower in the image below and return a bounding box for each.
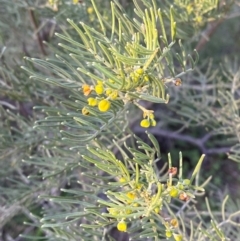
[165,230,172,238]
[169,187,179,198]
[173,234,183,241]
[117,221,127,232]
[135,68,144,75]
[119,177,126,183]
[72,0,79,4]
[87,97,98,107]
[98,99,111,112]
[87,7,94,14]
[82,107,89,115]
[140,119,150,128]
[95,84,104,95]
[82,84,92,96]
[127,192,136,200]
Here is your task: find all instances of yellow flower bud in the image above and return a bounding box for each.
[87,97,98,106]
[149,113,155,119]
[140,119,150,128]
[133,74,140,82]
[186,4,193,14]
[125,209,132,214]
[136,183,142,190]
[119,177,126,183]
[151,119,156,127]
[95,84,104,95]
[127,192,136,201]
[170,218,178,228]
[165,230,172,238]
[179,192,189,201]
[82,107,89,115]
[183,179,191,185]
[117,221,127,232]
[154,207,160,214]
[144,75,149,82]
[178,183,184,190]
[97,80,103,85]
[98,99,111,112]
[87,7,94,14]
[130,72,135,78]
[173,233,183,241]
[108,208,119,216]
[109,79,115,83]
[174,78,182,86]
[82,84,92,96]
[109,90,118,100]
[169,187,179,198]
[72,0,79,4]
[105,89,112,96]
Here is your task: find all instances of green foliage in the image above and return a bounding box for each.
[22,0,198,145]
[1,0,240,240]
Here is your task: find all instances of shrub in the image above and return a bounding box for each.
[1,0,240,240]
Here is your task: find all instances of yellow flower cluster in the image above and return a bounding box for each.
[107,177,186,235]
[140,112,156,128]
[124,68,149,91]
[131,68,149,83]
[82,80,119,114]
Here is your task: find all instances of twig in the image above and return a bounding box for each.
[28,9,46,56]
[195,0,233,51]
[195,18,225,52]
[133,126,231,155]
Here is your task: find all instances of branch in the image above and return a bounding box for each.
[195,0,234,51]
[195,19,225,52]
[132,126,231,155]
[28,9,46,56]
